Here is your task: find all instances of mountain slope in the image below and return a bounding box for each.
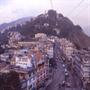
[0,10,90,49]
[0,17,31,33]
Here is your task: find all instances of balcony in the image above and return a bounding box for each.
[37,59,45,65]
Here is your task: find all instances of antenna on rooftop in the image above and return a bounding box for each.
[44,0,54,14]
[50,0,54,9]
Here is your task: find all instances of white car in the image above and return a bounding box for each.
[65,68,67,72]
[65,72,69,76]
[62,64,65,67]
[66,82,71,87]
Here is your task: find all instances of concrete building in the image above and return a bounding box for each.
[8,31,22,48]
[59,38,75,60]
[0,53,9,62]
[0,34,58,90]
[35,33,47,39]
[71,49,90,89]
[15,56,32,69]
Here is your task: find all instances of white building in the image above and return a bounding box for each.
[15,56,32,69]
[0,53,9,62]
[59,38,75,59]
[35,33,47,39]
[47,47,53,58]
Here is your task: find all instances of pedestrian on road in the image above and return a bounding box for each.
[58,83,61,88]
[62,81,66,87]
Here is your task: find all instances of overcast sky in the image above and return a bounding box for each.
[0,0,90,35]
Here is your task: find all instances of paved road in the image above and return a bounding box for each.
[46,60,71,90]
[46,41,82,90]
[48,61,64,90]
[46,59,83,90]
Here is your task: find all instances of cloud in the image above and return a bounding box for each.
[0,0,51,24]
[0,0,90,35]
[0,0,10,6]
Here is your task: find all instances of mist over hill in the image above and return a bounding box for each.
[0,10,90,49]
[83,26,90,36]
[0,17,31,33]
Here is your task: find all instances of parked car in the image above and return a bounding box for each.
[64,68,67,72]
[62,81,66,87]
[65,72,69,76]
[62,64,65,68]
[66,82,71,87]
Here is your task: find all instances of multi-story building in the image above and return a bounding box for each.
[35,33,47,39]
[0,34,57,90]
[71,49,90,89]
[0,53,10,62]
[8,31,22,48]
[34,49,51,88]
[59,38,75,60]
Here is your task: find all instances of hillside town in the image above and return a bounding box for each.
[0,32,90,90]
